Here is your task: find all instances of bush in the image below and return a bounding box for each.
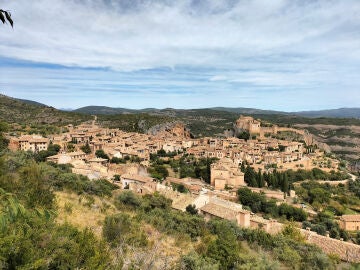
[141,192,172,211]
[110,157,126,164]
[237,187,307,221]
[0,214,112,269]
[116,191,141,209]
[148,164,169,180]
[179,252,219,270]
[186,204,198,215]
[102,213,148,247]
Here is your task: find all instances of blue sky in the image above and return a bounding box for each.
[0,0,359,110]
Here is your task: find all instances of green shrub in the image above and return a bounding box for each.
[116,191,141,209]
[102,213,148,248]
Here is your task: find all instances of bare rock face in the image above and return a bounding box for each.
[137,120,147,131]
[224,129,235,138]
[147,121,191,138]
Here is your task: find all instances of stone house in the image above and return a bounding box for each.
[164,177,203,194]
[46,151,87,164]
[15,135,49,152]
[120,173,156,192]
[339,215,360,231]
[210,158,245,190]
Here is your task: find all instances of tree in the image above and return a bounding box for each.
[157,149,167,157]
[176,183,187,193]
[80,143,91,154]
[186,204,198,215]
[95,149,109,159]
[257,170,265,188]
[111,157,126,164]
[149,164,168,180]
[281,173,289,194]
[244,165,257,187]
[67,143,75,152]
[0,9,13,27]
[237,131,250,141]
[240,162,245,173]
[48,143,61,153]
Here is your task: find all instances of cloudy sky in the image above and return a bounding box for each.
[0,0,359,111]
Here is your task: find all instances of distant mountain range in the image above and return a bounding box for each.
[294,108,360,118]
[73,105,360,119]
[72,106,139,115]
[2,94,359,119]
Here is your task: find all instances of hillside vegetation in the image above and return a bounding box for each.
[97,113,176,133]
[0,94,91,126]
[0,149,343,269]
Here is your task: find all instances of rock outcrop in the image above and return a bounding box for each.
[147,121,191,138]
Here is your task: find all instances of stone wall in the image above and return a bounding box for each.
[301,229,360,263]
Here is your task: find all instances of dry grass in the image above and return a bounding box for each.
[55,191,117,236]
[124,223,193,268]
[55,190,194,267]
[146,224,191,253]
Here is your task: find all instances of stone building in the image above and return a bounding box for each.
[210,158,245,190]
[234,115,261,136]
[233,115,280,138]
[10,135,49,152]
[164,177,203,194]
[339,215,360,231]
[121,173,155,188]
[46,151,87,164]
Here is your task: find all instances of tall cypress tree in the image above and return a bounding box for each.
[240,162,246,173]
[258,170,265,188]
[282,173,289,194]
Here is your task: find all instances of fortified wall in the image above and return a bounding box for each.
[232,116,330,152]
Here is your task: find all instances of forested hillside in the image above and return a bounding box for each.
[0,94,91,125]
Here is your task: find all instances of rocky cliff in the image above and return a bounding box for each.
[147,121,191,138]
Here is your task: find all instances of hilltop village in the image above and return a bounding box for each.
[9,115,335,180]
[6,115,360,262]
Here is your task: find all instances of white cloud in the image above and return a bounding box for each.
[0,0,359,110]
[0,0,359,71]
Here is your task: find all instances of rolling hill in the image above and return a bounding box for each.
[0,94,91,125]
[73,106,138,115]
[74,105,360,119]
[295,108,360,118]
